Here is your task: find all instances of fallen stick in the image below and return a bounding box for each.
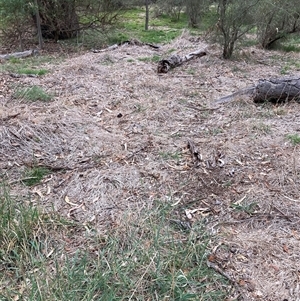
[206,260,236,283]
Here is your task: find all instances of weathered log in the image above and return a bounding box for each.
[0,49,39,60]
[93,39,160,53]
[253,77,300,103]
[214,77,300,104]
[157,49,207,73]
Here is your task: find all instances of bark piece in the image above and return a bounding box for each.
[187,139,202,162]
[0,50,39,60]
[214,87,256,104]
[157,49,207,73]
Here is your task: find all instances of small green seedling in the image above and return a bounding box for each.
[287,133,300,146]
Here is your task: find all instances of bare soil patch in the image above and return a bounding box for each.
[1,33,300,300]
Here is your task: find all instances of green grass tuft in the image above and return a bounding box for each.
[22,166,50,186]
[287,133,300,146]
[13,85,53,102]
[138,54,161,62]
[17,68,48,76]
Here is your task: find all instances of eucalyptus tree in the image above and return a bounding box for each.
[216,0,260,59]
[0,0,31,50]
[186,0,210,28]
[0,0,128,49]
[154,0,185,21]
[255,0,300,49]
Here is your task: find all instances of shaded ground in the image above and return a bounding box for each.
[1,33,300,300]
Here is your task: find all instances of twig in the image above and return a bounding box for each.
[8,177,37,185]
[206,260,235,283]
[282,195,300,203]
[165,162,187,171]
[1,112,21,122]
[271,205,293,222]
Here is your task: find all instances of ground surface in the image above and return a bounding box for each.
[1,33,300,300]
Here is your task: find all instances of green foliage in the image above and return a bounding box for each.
[255,0,300,49]
[281,44,300,52]
[278,34,300,52]
[0,0,32,49]
[13,85,53,102]
[287,133,300,146]
[119,8,190,44]
[186,0,210,28]
[154,0,185,21]
[0,0,29,25]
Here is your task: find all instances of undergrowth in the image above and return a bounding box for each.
[0,56,57,75]
[0,184,229,301]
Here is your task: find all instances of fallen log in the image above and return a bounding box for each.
[93,38,160,53]
[214,77,300,104]
[157,49,207,73]
[0,49,39,60]
[253,77,300,103]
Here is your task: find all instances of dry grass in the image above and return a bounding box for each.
[1,33,300,300]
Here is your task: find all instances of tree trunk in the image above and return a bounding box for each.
[145,0,149,31]
[34,0,43,48]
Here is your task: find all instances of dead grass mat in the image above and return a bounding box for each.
[1,34,300,300]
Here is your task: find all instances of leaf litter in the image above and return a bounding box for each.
[1,32,300,300]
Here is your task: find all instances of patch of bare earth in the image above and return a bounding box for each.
[1,33,300,300]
